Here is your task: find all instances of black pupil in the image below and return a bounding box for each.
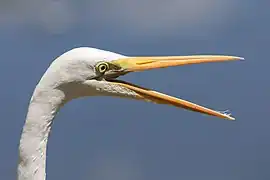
[100,65,106,71]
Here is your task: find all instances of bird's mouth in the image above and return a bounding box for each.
[106,55,244,120]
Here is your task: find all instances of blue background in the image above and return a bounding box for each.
[0,0,269,179]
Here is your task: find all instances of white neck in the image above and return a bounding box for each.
[17,87,65,180]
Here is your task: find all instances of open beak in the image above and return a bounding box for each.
[110,55,244,120]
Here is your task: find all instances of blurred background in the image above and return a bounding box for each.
[0,0,268,179]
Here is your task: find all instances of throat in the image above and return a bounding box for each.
[17,89,65,180]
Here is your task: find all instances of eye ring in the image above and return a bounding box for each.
[96,62,109,74]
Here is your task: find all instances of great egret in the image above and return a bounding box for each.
[17,47,243,180]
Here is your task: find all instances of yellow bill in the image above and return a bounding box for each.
[112,55,244,72]
[110,55,244,120]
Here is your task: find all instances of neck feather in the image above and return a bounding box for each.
[17,87,65,180]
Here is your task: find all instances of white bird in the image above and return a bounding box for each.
[17,47,243,180]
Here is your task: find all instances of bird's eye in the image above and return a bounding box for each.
[96,62,109,74]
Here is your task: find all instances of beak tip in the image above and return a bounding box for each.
[238,57,245,61]
[225,115,236,121]
[229,117,236,121]
[232,56,244,61]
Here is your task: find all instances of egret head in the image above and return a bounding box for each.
[41,47,243,120]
